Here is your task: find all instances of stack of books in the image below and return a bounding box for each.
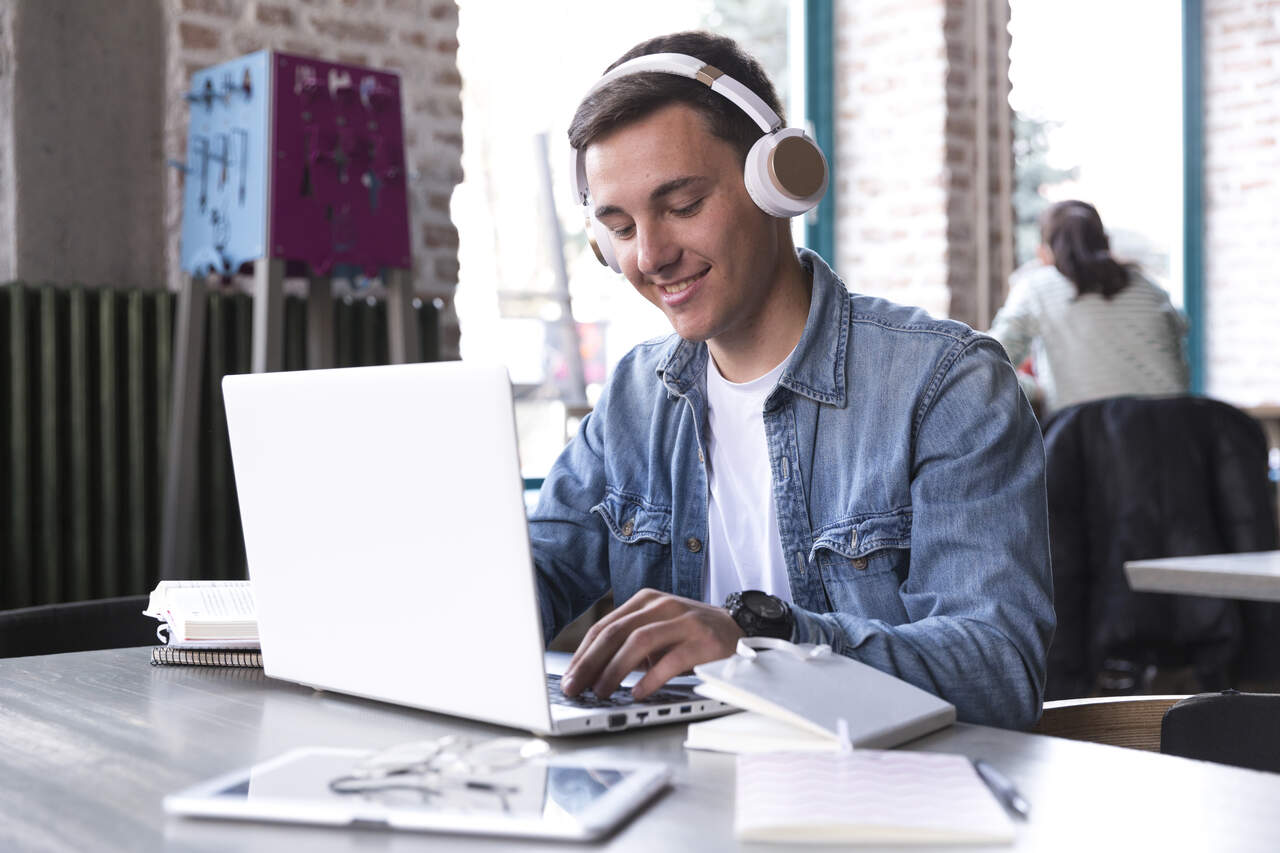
[143,581,262,668]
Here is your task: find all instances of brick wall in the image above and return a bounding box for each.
[833,0,951,317]
[832,0,1012,328]
[943,0,1013,329]
[1203,0,1280,406]
[165,0,464,356]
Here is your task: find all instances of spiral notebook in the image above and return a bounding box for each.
[150,647,264,668]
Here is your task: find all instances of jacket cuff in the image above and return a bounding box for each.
[789,605,837,647]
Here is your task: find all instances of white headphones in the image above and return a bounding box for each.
[569,52,829,273]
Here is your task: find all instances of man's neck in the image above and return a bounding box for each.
[707,246,812,383]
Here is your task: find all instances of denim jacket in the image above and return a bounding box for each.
[530,249,1055,729]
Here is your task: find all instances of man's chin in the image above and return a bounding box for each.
[670,324,712,345]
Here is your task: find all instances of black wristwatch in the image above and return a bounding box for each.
[724,590,793,640]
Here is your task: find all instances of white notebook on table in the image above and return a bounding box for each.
[736,750,1016,844]
[692,640,955,749]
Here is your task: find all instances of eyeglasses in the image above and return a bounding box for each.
[328,735,551,803]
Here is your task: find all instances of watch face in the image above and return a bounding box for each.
[743,589,786,620]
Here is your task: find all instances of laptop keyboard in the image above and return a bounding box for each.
[545,673,699,709]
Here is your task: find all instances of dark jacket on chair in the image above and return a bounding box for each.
[1042,395,1279,700]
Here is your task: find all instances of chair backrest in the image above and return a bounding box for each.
[1041,395,1280,699]
[0,595,154,658]
[1161,690,1280,774]
[1031,695,1187,751]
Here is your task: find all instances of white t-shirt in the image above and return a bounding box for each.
[702,352,794,608]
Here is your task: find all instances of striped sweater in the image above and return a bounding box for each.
[988,264,1189,415]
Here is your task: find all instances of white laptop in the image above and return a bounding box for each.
[221,362,731,736]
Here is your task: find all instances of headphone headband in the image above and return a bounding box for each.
[586,53,783,135]
[570,53,784,207]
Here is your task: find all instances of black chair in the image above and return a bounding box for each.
[1042,395,1280,700]
[1161,690,1280,774]
[0,595,156,658]
[1034,691,1280,774]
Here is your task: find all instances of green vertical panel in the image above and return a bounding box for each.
[68,287,93,600]
[1183,0,1205,394]
[98,290,120,597]
[206,289,229,581]
[125,290,148,594]
[804,0,836,261]
[417,300,440,363]
[231,292,250,578]
[360,298,378,366]
[153,290,173,587]
[0,286,9,607]
[373,300,389,365]
[39,285,62,604]
[7,285,32,607]
[335,297,354,368]
[284,294,306,371]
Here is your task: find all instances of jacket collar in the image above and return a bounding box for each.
[656,248,849,407]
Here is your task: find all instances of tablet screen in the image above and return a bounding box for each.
[169,746,670,839]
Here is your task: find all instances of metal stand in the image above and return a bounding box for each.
[384,267,418,364]
[306,275,334,369]
[159,262,419,578]
[251,258,285,374]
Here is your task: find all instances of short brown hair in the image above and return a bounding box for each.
[567,31,784,165]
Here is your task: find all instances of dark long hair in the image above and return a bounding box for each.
[1041,200,1132,300]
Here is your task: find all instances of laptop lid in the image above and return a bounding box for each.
[222,362,554,734]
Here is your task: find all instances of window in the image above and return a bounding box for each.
[1008,0,1184,306]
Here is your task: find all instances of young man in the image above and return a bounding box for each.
[529,31,1054,730]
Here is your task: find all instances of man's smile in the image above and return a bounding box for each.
[655,266,710,302]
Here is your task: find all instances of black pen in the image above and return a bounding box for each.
[972,758,1030,820]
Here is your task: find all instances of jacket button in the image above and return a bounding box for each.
[852,557,868,570]
[621,519,634,537]
[686,537,703,553]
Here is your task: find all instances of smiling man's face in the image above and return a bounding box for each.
[584,102,792,356]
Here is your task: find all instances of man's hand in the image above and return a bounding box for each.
[560,588,744,701]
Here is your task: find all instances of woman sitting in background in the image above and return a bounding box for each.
[989,199,1189,417]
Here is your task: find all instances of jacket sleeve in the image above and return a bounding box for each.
[789,337,1056,730]
[527,403,613,646]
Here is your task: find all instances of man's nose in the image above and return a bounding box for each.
[635,222,680,278]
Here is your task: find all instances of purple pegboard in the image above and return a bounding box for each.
[269,53,412,277]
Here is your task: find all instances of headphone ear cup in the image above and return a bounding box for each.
[743,129,828,219]
[587,213,621,273]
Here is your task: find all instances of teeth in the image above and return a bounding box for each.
[660,271,704,295]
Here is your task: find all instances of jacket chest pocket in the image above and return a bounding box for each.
[811,508,912,621]
[591,490,673,597]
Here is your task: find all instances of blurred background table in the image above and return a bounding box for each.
[1126,550,1280,602]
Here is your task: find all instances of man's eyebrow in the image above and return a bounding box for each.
[593,175,709,219]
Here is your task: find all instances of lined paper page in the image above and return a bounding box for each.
[736,750,1016,844]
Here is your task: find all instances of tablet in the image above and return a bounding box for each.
[164,746,671,841]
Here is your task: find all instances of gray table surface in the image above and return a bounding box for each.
[1125,550,1280,602]
[3,647,1280,851]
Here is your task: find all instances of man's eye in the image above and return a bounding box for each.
[672,199,704,217]
[610,224,635,239]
